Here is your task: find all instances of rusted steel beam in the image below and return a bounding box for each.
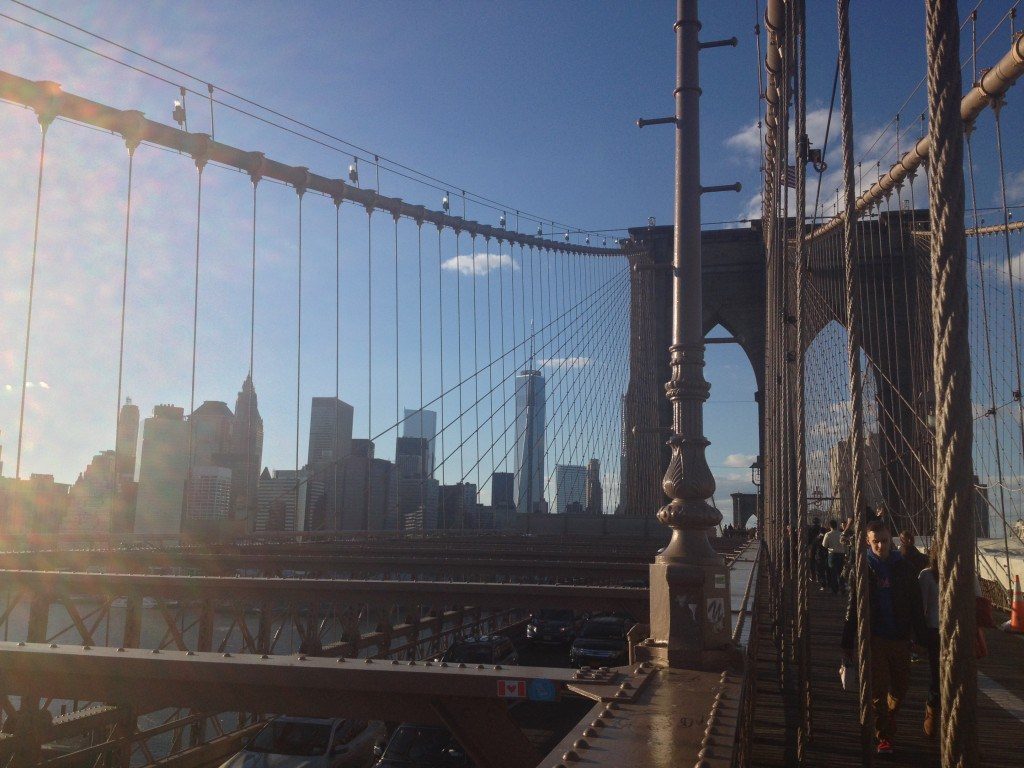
[0,70,619,258]
[0,641,598,768]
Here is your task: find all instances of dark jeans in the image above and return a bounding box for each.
[827,552,846,594]
[926,627,940,707]
[815,548,829,586]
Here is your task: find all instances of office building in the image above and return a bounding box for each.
[135,405,189,535]
[336,449,397,531]
[491,471,514,510]
[439,482,476,529]
[63,450,117,533]
[186,466,232,521]
[229,375,264,525]
[402,408,437,476]
[308,397,354,467]
[514,368,546,514]
[256,468,324,533]
[557,464,588,517]
[585,458,603,514]
[554,464,587,516]
[115,399,140,483]
[0,474,69,535]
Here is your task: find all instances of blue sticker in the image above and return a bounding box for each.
[528,678,557,702]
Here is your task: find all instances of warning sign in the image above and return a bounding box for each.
[497,679,527,698]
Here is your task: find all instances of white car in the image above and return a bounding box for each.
[220,717,387,768]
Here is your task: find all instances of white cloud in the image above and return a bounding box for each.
[538,357,590,369]
[723,453,757,468]
[441,252,518,277]
[1004,169,1024,203]
[725,120,762,154]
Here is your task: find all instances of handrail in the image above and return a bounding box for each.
[732,541,762,645]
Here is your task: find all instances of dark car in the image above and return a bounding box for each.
[373,724,472,767]
[439,635,518,666]
[569,615,633,668]
[525,609,581,644]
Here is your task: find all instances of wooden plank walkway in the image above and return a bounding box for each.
[749,566,1024,766]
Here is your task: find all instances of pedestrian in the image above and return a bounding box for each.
[841,519,928,755]
[899,530,929,575]
[807,517,826,586]
[821,519,847,595]
[918,542,940,739]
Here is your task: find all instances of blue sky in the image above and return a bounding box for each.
[1,1,1021,514]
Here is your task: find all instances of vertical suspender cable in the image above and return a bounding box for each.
[248,163,262,531]
[437,226,447,515]
[394,211,401,532]
[15,117,52,480]
[925,1,979,763]
[185,148,208,522]
[333,193,342,531]
[794,0,810,754]
[417,220,425,518]
[837,2,873,764]
[365,206,374,530]
[295,184,305,526]
[113,133,139,518]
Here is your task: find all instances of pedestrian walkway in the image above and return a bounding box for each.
[749,566,1024,766]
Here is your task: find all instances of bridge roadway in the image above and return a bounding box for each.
[748,559,1024,767]
[0,542,758,768]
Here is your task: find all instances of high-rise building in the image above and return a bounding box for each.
[439,482,476,529]
[585,458,603,515]
[396,437,430,479]
[554,464,587,515]
[0,474,69,535]
[256,468,324,533]
[402,408,437,476]
[115,399,140,483]
[336,450,397,531]
[186,401,235,528]
[229,375,263,525]
[63,450,117,533]
[135,405,189,535]
[308,397,354,467]
[491,472,514,510]
[514,368,546,514]
[186,466,232,521]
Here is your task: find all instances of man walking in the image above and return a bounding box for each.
[821,519,847,595]
[841,519,928,755]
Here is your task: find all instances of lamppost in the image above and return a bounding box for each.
[635,0,740,669]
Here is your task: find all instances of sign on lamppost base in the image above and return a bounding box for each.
[634,560,737,670]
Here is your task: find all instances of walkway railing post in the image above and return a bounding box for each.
[638,0,733,669]
[924,0,979,765]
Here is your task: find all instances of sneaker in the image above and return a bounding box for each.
[877,739,894,755]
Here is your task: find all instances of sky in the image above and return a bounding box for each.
[0,0,1022,517]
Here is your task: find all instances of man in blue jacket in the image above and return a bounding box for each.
[841,518,927,755]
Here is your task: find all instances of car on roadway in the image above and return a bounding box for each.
[219,716,387,768]
[373,724,472,767]
[525,609,581,645]
[438,635,518,666]
[568,615,634,668]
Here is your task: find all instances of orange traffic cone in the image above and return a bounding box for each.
[1003,575,1024,633]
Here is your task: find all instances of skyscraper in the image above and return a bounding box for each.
[186,401,234,526]
[115,399,139,483]
[308,397,354,467]
[256,468,324,533]
[229,374,263,525]
[402,408,437,477]
[514,368,546,514]
[554,464,587,515]
[585,458,603,515]
[491,471,514,510]
[135,405,188,535]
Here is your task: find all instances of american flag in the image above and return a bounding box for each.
[784,165,798,188]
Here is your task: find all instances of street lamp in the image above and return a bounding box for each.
[750,457,762,488]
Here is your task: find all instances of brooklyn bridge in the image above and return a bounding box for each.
[1,1,1023,766]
